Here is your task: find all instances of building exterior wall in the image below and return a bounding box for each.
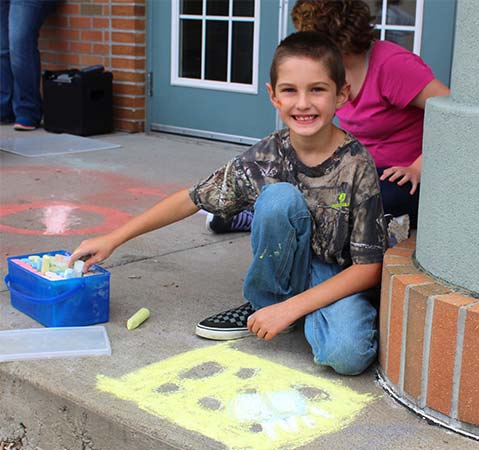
[39,0,147,133]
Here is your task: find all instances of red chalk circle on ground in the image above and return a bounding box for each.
[0,201,132,236]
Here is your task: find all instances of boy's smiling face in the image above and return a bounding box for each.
[267,56,349,141]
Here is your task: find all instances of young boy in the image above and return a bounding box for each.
[70,32,387,376]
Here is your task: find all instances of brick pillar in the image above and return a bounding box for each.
[415,0,479,293]
[40,0,146,133]
[379,237,479,435]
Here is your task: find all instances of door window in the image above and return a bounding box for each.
[367,0,424,53]
[171,0,260,93]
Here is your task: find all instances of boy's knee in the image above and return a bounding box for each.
[329,355,374,376]
[315,335,377,376]
[256,182,306,217]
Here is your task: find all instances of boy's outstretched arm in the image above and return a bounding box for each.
[70,189,199,271]
[247,262,382,340]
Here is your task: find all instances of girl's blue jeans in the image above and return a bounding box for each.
[0,0,56,125]
[243,183,378,375]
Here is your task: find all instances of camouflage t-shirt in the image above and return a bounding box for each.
[189,128,387,267]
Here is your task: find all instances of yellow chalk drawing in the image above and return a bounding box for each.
[97,343,375,450]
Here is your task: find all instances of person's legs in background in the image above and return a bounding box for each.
[0,0,14,123]
[304,258,378,376]
[8,0,56,128]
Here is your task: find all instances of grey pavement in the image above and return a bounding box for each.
[0,126,477,450]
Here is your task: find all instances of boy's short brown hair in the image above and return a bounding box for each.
[270,31,346,93]
[291,0,375,54]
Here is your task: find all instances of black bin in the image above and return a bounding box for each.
[43,65,113,136]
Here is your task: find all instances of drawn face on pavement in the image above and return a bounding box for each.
[97,343,374,449]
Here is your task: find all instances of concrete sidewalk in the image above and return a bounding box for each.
[0,126,476,450]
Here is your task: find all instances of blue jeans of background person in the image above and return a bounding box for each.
[243,182,378,375]
[378,168,420,228]
[0,0,56,125]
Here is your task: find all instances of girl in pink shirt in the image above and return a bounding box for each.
[292,0,450,228]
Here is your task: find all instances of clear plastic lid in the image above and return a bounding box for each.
[0,326,111,362]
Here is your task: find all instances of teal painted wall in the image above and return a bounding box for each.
[421,0,457,86]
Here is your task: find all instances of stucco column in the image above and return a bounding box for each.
[416,0,479,293]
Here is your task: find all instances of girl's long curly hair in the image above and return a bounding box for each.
[291,0,375,54]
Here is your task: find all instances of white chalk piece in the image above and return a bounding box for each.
[73,259,85,276]
[126,307,150,330]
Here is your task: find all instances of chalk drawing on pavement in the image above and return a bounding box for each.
[97,343,375,450]
[1,165,183,236]
[0,201,131,236]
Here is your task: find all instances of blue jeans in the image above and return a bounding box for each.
[0,0,56,125]
[243,183,378,375]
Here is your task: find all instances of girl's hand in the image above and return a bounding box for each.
[69,235,116,272]
[380,164,421,195]
[247,302,298,341]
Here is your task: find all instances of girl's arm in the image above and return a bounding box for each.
[70,189,199,271]
[247,261,382,340]
[409,78,450,109]
[380,78,450,192]
[380,155,422,195]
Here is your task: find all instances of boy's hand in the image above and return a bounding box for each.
[247,302,298,341]
[380,164,421,195]
[69,235,116,272]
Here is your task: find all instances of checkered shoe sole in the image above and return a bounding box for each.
[195,302,295,341]
[196,302,254,340]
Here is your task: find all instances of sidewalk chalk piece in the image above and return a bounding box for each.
[127,308,150,330]
[11,254,93,281]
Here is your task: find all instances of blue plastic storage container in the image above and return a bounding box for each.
[4,250,109,327]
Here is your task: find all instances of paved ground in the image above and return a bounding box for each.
[0,126,477,450]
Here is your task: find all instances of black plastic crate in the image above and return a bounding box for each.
[43,66,113,136]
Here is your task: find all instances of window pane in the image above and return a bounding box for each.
[181,0,203,15]
[180,19,202,78]
[233,0,254,17]
[365,0,382,22]
[387,0,415,25]
[206,0,229,16]
[385,30,414,51]
[231,21,253,84]
[205,20,228,81]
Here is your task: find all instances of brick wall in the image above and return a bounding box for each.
[379,236,479,436]
[39,0,147,133]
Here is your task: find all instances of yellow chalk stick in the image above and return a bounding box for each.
[126,307,150,330]
[41,255,50,274]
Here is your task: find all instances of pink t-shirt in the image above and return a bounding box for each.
[336,40,435,168]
